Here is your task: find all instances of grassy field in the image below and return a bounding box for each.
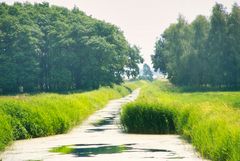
[121,81,240,161]
[0,81,145,151]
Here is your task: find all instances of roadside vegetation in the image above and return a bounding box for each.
[146,4,240,160]
[0,81,144,151]
[121,81,240,161]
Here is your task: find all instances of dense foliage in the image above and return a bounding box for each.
[0,81,144,151]
[152,3,240,87]
[0,2,143,93]
[121,81,240,161]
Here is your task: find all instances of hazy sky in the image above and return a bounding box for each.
[1,0,239,65]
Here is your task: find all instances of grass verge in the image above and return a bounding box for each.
[0,81,145,152]
[120,81,240,161]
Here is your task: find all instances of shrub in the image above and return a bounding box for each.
[121,102,176,134]
[120,81,240,161]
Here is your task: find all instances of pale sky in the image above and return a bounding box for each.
[1,0,239,65]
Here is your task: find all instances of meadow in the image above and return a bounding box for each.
[121,81,240,161]
[0,81,144,151]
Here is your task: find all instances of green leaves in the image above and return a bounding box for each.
[152,3,240,88]
[0,2,143,93]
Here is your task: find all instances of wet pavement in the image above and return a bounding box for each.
[0,89,208,161]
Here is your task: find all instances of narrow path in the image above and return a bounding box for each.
[0,89,208,161]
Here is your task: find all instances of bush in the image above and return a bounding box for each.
[120,81,240,161]
[121,102,176,134]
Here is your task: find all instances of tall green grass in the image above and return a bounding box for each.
[0,81,145,151]
[121,81,240,161]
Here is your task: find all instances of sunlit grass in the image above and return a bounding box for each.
[121,81,240,161]
[0,81,145,151]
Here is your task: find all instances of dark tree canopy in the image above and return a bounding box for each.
[152,3,240,88]
[0,2,143,93]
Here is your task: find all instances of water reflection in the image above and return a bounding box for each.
[50,143,177,158]
[50,144,133,157]
[91,116,115,127]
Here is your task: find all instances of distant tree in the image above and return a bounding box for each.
[227,3,240,87]
[189,15,210,86]
[207,3,228,87]
[152,38,167,75]
[139,64,153,81]
[0,15,19,92]
[153,15,192,85]
[126,45,144,79]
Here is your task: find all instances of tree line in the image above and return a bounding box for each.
[0,2,143,93]
[152,3,240,88]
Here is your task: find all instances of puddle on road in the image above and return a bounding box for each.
[91,116,115,127]
[86,128,107,132]
[50,144,133,157]
[87,116,118,133]
[74,144,108,146]
[49,143,182,158]
[86,127,118,133]
[167,156,185,159]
